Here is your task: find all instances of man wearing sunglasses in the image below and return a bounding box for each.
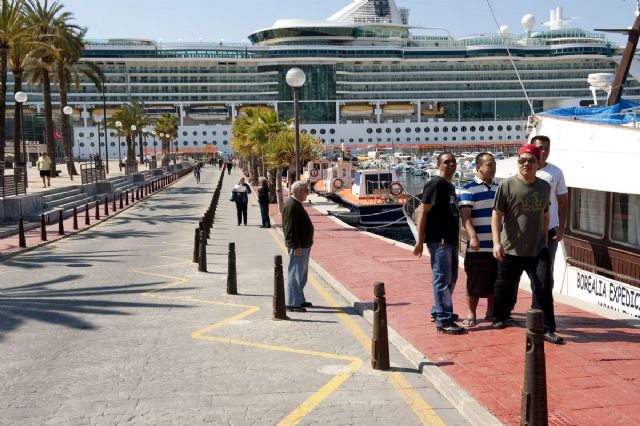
[491,144,564,344]
[413,152,464,335]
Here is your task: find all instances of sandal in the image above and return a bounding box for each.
[462,318,477,327]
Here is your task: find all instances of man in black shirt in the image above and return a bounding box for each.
[413,152,464,335]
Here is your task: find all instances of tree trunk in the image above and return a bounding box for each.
[0,50,8,168]
[12,73,22,163]
[58,75,77,179]
[250,154,259,185]
[41,70,56,173]
[126,134,134,161]
[276,167,285,213]
[267,167,277,203]
[138,133,144,164]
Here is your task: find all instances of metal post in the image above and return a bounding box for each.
[95,200,100,220]
[104,195,109,215]
[58,209,64,235]
[120,192,123,208]
[371,282,390,370]
[193,228,200,263]
[198,230,207,272]
[73,207,78,230]
[85,203,90,225]
[112,194,116,211]
[293,87,300,184]
[227,242,237,295]
[102,88,109,174]
[273,255,288,320]
[520,309,548,426]
[40,214,47,241]
[18,217,26,248]
[19,102,26,164]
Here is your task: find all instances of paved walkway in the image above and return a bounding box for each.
[268,193,640,426]
[0,166,470,425]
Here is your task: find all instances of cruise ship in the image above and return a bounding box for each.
[10,0,640,159]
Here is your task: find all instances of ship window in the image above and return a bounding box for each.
[320,129,326,134]
[89,132,95,137]
[213,141,217,145]
[193,131,198,136]
[497,126,503,131]
[368,138,372,142]
[414,127,421,133]
[90,142,95,147]
[203,131,208,136]
[470,126,476,132]
[376,128,382,134]
[433,127,439,133]
[329,129,335,134]
[395,128,401,133]
[223,141,228,145]
[488,126,494,131]
[405,127,411,133]
[110,142,115,147]
[79,133,84,137]
[571,188,605,237]
[193,141,198,146]
[461,126,467,132]
[611,193,640,247]
[479,126,485,132]
[310,129,317,135]
[79,142,85,147]
[183,131,188,136]
[452,127,458,132]
[385,128,391,133]
[367,128,373,134]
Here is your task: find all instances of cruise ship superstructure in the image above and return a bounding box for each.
[10,0,640,159]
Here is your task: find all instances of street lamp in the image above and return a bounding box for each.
[130,124,137,163]
[151,130,157,158]
[285,67,306,183]
[63,106,73,177]
[115,120,122,162]
[14,91,28,163]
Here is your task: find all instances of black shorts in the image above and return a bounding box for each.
[463,251,497,297]
[39,170,51,177]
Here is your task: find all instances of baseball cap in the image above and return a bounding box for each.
[518,144,541,160]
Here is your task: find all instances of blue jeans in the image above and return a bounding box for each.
[286,247,311,307]
[426,242,458,327]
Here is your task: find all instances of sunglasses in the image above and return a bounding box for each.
[517,157,538,165]
[440,159,456,165]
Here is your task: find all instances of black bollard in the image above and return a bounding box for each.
[136,187,140,200]
[104,196,109,215]
[58,210,65,235]
[112,195,117,212]
[273,255,288,320]
[85,203,90,225]
[95,200,100,220]
[198,230,207,272]
[371,282,390,370]
[520,309,548,426]
[18,217,26,248]
[40,214,47,241]
[73,207,78,230]
[193,228,200,263]
[227,242,237,295]
[119,192,123,209]
[125,190,129,205]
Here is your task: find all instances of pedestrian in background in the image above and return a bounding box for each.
[257,176,271,228]
[232,177,251,225]
[226,159,233,175]
[36,152,52,188]
[282,181,314,312]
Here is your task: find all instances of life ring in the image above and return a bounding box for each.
[333,178,344,190]
[390,182,404,196]
[310,169,318,177]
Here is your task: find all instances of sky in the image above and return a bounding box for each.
[60,0,637,45]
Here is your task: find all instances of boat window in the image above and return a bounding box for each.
[79,133,84,137]
[611,193,640,248]
[571,188,605,237]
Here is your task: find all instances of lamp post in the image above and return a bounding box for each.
[115,120,122,162]
[63,106,73,178]
[285,67,306,183]
[14,91,28,163]
[130,124,136,164]
[151,130,157,158]
[159,132,165,166]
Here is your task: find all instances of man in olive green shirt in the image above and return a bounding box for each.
[491,144,564,344]
[36,152,52,187]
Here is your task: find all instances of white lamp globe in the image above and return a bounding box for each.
[14,91,27,103]
[130,125,137,131]
[285,67,306,88]
[115,120,122,128]
[62,106,73,115]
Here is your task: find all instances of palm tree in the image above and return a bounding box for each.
[153,112,177,166]
[0,0,28,166]
[52,25,104,178]
[107,100,148,164]
[24,0,79,174]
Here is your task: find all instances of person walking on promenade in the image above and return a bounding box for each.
[491,144,564,344]
[531,135,568,274]
[193,162,201,184]
[257,176,271,228]
[218,157,224,171]
[458,153,498,327]
[226,159,233,175]
[232,177,251,225]
[412,152,464,335]
[36,152,52,187]
[282,181,314,312]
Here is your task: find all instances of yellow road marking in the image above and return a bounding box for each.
[269,227,443,425]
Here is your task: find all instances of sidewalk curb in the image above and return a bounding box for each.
[271,222,502,426]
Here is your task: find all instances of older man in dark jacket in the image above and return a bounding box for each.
[282,181,314,312]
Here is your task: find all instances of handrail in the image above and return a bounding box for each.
[565,257,640,286]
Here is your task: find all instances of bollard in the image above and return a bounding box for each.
[125,190,129,205]
[104,196,109,215]
[136,187,140,200]
[520,309,548,426]
[273,255,288,320]
[119,192,123,209]
[193,228,200,263]
[227,242,237,295]
[40,214,47,241]
[73,207,78,230]
[85,203,90,225]
[58,210,65,235]
[112,195,117,212]
[95,200,100,220]
[371,282,390,370]
[198,230,207,272]
[18,217,26,248]
[198,220,206,245]
[130,189,134,204]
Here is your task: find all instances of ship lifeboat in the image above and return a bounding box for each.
[382,104,414,116]
[90,107,122,121]
[145,105,176,118]
[341,104,373,117]
[421,104,445,116]
[188,105,229,120]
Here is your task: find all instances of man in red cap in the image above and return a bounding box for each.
[490,144,564,344]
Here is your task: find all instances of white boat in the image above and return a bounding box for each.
[303,159,332,184]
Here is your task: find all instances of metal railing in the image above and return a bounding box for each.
[0,165,27,197]
[80,163,106,185]
[124,161,139,176]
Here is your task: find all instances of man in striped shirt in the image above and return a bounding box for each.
[458,153,498,326]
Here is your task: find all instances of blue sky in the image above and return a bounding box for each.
[61,0,636,45]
